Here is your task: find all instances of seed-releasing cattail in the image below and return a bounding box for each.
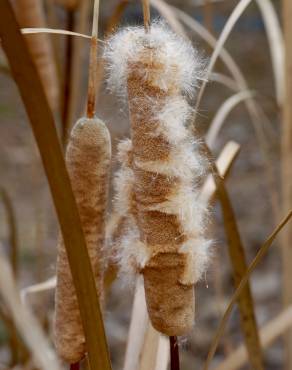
[105,23,211,336]
[14,0,58,110]
[54,117,111,363]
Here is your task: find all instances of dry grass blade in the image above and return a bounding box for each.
[205,149,263,370]
[199,141,240,204]
[61,9,75,145]
[138,323,169,370]
[14,0,58,111]
[65,0,91,137]
[0,188,18,278]
[0,248,61,370]
[195,0,252,112]
[214,305,292,370]
[282,0,292,367]
[150,0,187,37]
[155,335,169,370]
[255,0,284,106]
[209,72,239,92]
[0,188,20,364]
[0,3,111,370]
[206,91,255,148]
[0,304,27,366]
[104,0,130,36]
[203,211,292,370]
[123,281,149,370]
[21,28,91,38]
[21,277,57,304]
[139,324,160,370]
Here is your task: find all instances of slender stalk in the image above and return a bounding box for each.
[65,0,91,141]
[62,9,75,145]
[70,362,80,370]
[104,0,130,36]
[203,0,213,33]
[0,189,18,279]
[203,145,263,370]
[142,0,151,32]
[203,211,292,370]
[169,336,179,370]
[282,0,292,368]
[214,305,292,370]
[95,0,131,102]
[0,188,20,365]
[86,0,99,118]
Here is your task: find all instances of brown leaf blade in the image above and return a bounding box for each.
[203,211,292,370]
[0,3,111,370]
[208,153,263,370]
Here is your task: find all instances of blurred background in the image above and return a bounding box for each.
[0,0,287,369]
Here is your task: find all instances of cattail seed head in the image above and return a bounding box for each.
[54,117,111,363]
[105,22,211,336]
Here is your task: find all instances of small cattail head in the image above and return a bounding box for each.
[54,117,111,363]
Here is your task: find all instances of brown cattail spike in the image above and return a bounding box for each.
[105,23,211,336]
[54,118,111,363]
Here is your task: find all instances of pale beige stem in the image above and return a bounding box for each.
[282,0,292,368]
[214,306,292,370]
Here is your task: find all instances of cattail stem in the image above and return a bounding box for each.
[70,362,80,370]
[62,9,74,145]
[170,336,180,370]
[142,0,151,32]
[87,0,100,118]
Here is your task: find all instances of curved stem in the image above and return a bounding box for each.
[170,336,180,370]
[142,0,151,32]
[86,0,100,118]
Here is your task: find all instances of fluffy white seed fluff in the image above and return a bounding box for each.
[103,21,206,98]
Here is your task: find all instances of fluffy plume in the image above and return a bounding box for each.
[104,21,206,98]
[104,22,211,336]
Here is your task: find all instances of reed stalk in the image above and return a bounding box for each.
[282,0,292,368]
[204,211,292,370]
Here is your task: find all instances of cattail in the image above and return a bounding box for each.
[14,0,58,110]
[54,117,111,363]
[105,23,211,336]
